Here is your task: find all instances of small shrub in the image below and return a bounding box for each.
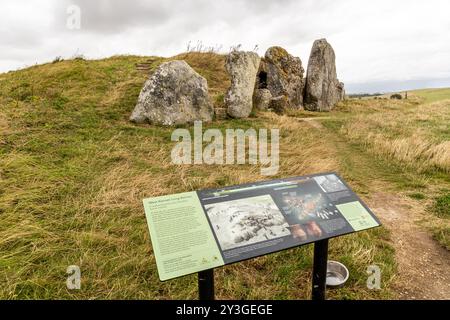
[11,83,33,102]
[214,94,225,108]
[409,192,426,200]
[433,194,450,218]
[53,95,69,110]
[433,228,450,250]
[52,56,64,64]
[71,51,86,61]
[390,93,402,100]
[186,40,223,54]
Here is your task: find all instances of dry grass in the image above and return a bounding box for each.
[411,87,450,104]
[0,112,9,145]
[0,55,398,300]
[319,96,450,250]
[334,96,420,114]
[338,99,450,173]
[0,112,7,130]
[175,52,230,96]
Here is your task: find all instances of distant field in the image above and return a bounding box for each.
[331,92,450,251]
[350,87,450,103]
[410,87,450,103]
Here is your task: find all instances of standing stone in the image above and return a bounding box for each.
[130,60,214,125]
[304,39,344,111]
[269,96,289,115]
[338,82,346,101]
[263,46,305,108]
[253,89,272,110]
[225,51,261,118]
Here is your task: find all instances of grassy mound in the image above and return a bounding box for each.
[1,54,449,299]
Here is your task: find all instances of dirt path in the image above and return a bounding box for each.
[297,117,329,129]
[367,193,450,299]
[301,116,450,300]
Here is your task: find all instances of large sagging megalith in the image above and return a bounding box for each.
[304,39,345,111]
[130,60,214,126]
[225,51,261,118]
[259,46,305,108]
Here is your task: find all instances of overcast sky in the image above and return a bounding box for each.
[1,0,450,93]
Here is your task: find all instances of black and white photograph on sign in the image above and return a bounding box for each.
[313,174,348,193]
[204,195,291,251]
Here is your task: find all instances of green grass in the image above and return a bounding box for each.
[408,193,426,200]
[430,192,450,250]
[411,87,450,104]
[2,55,449,300]
[433,194,450,218]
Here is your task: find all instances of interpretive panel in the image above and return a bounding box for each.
[143,172,380,281]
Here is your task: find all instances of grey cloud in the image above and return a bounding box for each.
[1,28,43,48]
[0,0,449,93]
[56,0,172,33]
[55,0,308,36]
[346,78,450,94]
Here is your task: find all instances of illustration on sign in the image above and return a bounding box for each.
[205,195,291,251]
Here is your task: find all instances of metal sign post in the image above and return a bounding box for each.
[312,239,329,300]
[198,269,215,300]
[197,239,330,301]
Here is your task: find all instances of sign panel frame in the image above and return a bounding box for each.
[143,172,381,282]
